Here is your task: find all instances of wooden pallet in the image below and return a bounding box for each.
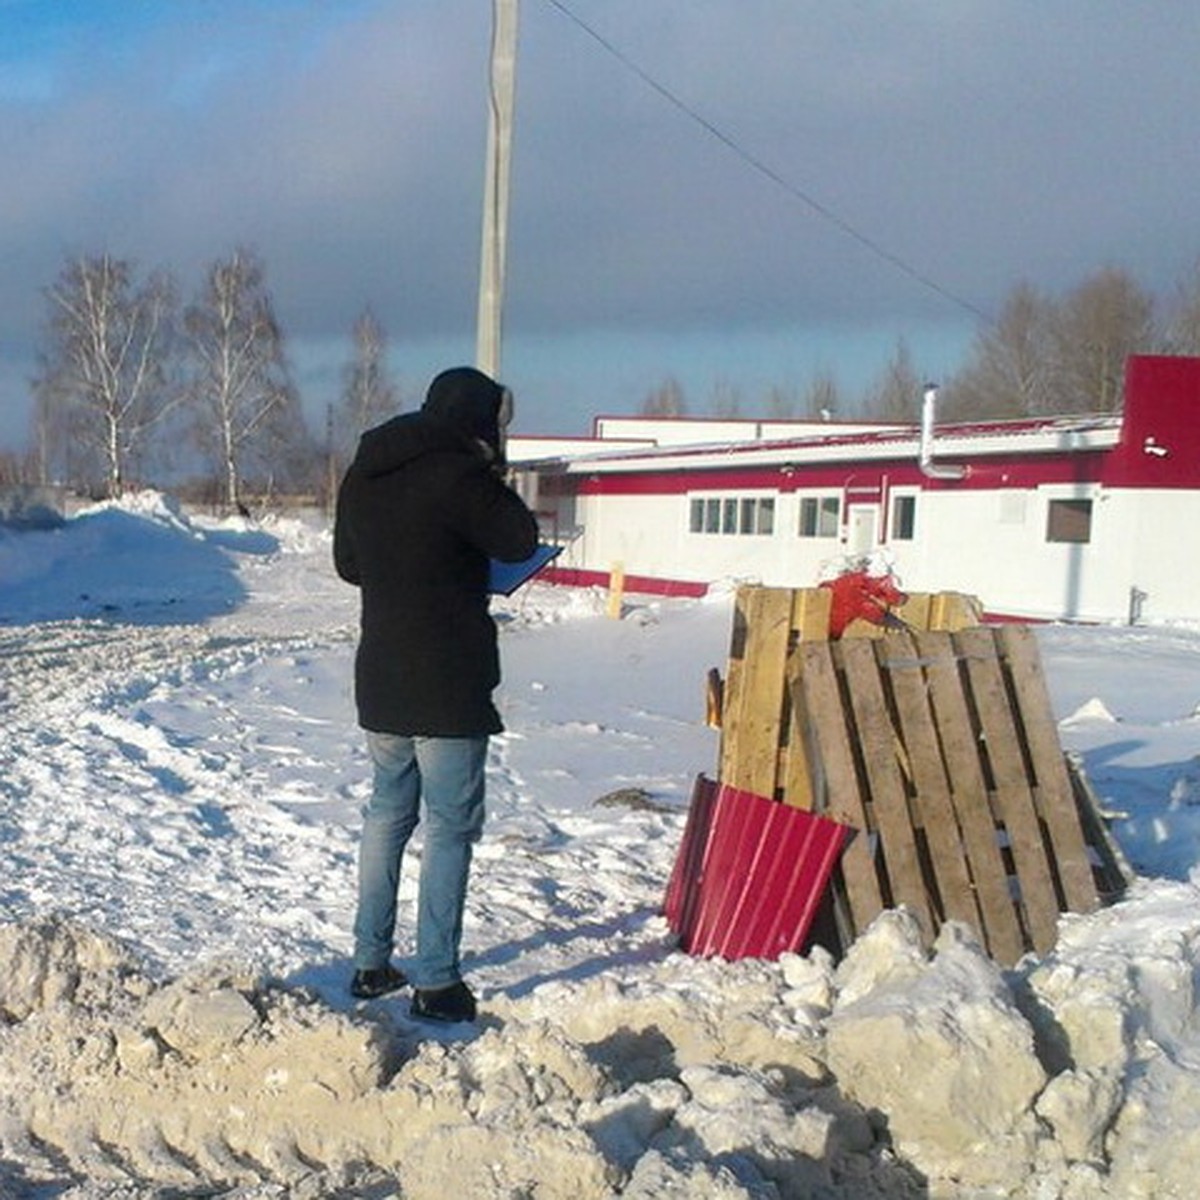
[717,583,982,806]
[713,585,1125,965]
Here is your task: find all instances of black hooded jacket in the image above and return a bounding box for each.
[333,368,538,736]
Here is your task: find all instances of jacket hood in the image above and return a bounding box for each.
[421,366,507,459]
[352,411,468,479]
[352,366,508,479]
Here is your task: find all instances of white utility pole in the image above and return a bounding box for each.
[476,0,519,380]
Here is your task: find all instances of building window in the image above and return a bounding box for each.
[799,495,840,538]
[723,498,739,534]
[689,495,776,536]
[891,494,916,541]
[687,497,724,534]
[1046,498,1093,544]
[740,497,757,534]
[704,497,721,533]
[757,497,775,535]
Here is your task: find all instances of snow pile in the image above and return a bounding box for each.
[3,493,1200,1197]
[1060,696,1119,726]
[5,885,1200,1197]
[0,491,259,624]
[0,919,875,1197]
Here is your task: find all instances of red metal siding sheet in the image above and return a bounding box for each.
[663,775,718,935]
[665,779,850,961]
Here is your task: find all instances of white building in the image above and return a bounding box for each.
[508,355,1200,625]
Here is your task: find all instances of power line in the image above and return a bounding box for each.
[543,0,991,325]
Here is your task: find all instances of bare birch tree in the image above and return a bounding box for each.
[337,308,398,452]
[1048,267,1156,413]
[864,339,922,422]
[762,383,798,419]
[708,377,744,418]
[1164,258,1200,355]
[34,255,176,497]
[801,372,842,420]
[184,249,295,510]
[943,282,1056,419]
[640,376,687,417]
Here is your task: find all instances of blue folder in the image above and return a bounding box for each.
[488,543,563,596]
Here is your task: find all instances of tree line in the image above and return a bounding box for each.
[4,249,400,510]
[5,254,1199,502]
[641,261,1200,422]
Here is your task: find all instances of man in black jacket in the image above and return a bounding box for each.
[333,366,538,1022]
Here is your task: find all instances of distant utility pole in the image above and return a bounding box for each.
[476,0,519,380]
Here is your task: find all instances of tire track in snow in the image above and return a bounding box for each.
[0,620,362,979]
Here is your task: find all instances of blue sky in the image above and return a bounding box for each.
[1,1,1198,446]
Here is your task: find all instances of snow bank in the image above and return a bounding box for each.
[0,918,888,1198]
[826,914,1047,1192]
[5,889,1200,1198]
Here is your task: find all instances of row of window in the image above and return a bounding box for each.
[687,493,1093,544]
[688,494,918,541]
[689,496,777,536]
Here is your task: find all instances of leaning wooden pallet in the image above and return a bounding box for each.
[712,583,1128,965]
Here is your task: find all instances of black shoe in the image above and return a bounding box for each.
[410,980,477,1023]
[350,964,408,1000]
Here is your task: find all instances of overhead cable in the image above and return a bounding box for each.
[543,0,991,324]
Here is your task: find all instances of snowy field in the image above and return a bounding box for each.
[1,493,1199,1199]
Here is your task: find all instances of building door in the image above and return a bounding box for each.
[848,504,879,554]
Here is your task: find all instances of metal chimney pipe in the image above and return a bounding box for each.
[919,384,968,480]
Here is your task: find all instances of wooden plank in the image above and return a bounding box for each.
[720,587,795,798]
[606,562,626,619]
[912,629,1026,964]
[995,625,1100,915]
[705,667,724,729]
[876,632,983,932]
[715,600,744,777]
[897,592,932,631]
[780,589,832,809]
[954,626,1061,954]
[929,592,984,632]
[782,678,816,811]
[842,615,887,640]
[791,642,885,934]
[1065,751,1134,901]
[838,636,936,940]
[717,586,755,784]
[793,586,833,641]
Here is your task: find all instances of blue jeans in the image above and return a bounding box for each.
[353,731,488,989]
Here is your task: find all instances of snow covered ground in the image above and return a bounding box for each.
[1,493,1199,1199]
